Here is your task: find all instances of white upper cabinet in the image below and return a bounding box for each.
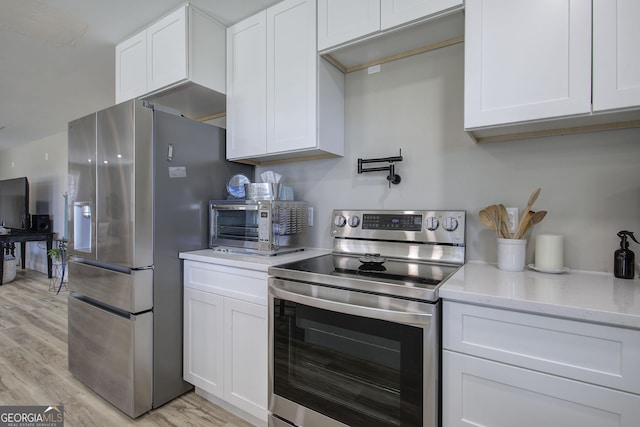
[115,32,147,102]
[317,0,380,51]
[226,0,344,164]
[593,0,640,112]
[267,0,318,154]
[226,12,268,159]
[317,0,463,54]
[115,4,226,119]
[464,0,592,130]
[146,7,188,93]
[380,0,463,30]
[465,0,640,141]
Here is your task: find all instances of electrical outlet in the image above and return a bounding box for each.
[506,207,519,233]
[308,207,313,227]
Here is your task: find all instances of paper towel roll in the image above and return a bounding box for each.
[535,234,564,270]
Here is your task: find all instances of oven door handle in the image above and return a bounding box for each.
[211,204,259,211]
[269,280,434,327]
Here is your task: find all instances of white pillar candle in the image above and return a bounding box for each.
[535,234,564,270]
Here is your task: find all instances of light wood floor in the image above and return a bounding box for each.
[0,268,254,427]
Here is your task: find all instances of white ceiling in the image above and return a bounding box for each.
[0,0,281,151]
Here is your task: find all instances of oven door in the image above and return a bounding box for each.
[269,278,440,427]
[209,202,261,249]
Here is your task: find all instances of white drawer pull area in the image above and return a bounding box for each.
[444,301,640,394]
[184,260,267,305]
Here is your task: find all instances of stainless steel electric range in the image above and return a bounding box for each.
[268,209,466,427]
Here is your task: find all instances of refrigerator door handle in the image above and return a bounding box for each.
[68,260,153,313]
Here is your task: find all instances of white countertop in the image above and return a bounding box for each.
[179,248,330,272]
[440,261,640,329]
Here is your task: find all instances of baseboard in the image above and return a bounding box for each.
[194,387,266,427]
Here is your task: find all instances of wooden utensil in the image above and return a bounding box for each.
[530,210,547,225]
[514,210,533,239]
[479,209,497,235]
[514,188,541,238]
[498,204,512,239]
[516,210,547,238]
[516,210,534,238]
[489,205,502,238]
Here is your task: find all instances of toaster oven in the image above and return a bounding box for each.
[209,200,308,255]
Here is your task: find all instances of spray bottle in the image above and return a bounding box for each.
[614,230,639,279]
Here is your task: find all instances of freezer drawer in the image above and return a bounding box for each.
[68,295,152,418]
[68,260,152,313]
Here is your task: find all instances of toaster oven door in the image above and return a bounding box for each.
[209,204,262,250]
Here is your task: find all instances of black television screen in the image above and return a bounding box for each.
[0,177,30,230]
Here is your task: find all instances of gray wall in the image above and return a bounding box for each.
[256,43,640,273]
[3,43,640,274]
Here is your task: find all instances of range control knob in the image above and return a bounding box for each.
[347,215,360,227]
[425,216,439,231]
[334,215,347,227]
[443,217,459,231]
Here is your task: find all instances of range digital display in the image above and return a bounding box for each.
[362,214,422,231]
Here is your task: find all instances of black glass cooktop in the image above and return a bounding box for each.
[270,254,460,300]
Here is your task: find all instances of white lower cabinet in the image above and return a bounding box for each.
[442,301,640,427]
[443,350,640,427]
[223,297,267,415]
[184,287,224,396]
[183,261,267,423]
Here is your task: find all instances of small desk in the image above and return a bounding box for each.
[0,231,54,285]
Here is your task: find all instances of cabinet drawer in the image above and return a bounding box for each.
[183,260,267,305]
[443,301,640,394]
[443,350,640,427]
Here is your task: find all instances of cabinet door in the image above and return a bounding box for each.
[183,287,224,398]
[380,0,462,30]
[317,0,380,51]
[226,12,268,159]
[115,31,147,103]
[267,0,317,154]
[147,6,188,93]
[443,350,640,427]
[223,298,268,420]
[593,0,640,112]
[464,0,592,129]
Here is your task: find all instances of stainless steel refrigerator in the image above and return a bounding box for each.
[66,99,252,418]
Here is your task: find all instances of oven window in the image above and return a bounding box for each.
[213,209,259,242]
[273,298,423,426]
